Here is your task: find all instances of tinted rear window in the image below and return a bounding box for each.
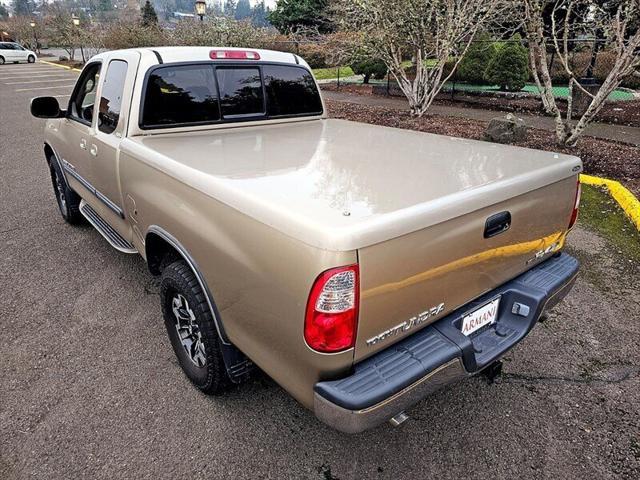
[142,65,219,127]
[263,65,322,116]
[141,63,322,129]
[216,67,264,117]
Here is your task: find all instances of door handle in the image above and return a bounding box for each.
[89,144,98,157]
[79,139,87,150]
[484,211,511,238]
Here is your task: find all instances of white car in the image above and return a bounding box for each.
[0,42,37,64]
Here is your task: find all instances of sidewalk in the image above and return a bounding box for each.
[322,90,640,147]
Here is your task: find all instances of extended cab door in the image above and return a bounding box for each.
[56,62,102,201]
[86,51,141,240]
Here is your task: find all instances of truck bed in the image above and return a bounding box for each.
[122,118,582,251]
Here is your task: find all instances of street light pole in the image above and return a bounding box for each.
[195,0,206,21]
[71,15,85,64]
[29,21,39,55]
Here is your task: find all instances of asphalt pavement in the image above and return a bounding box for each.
[1,62,639,480]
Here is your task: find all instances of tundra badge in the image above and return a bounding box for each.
[366,303,445,346]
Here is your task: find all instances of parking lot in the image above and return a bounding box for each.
[1,62,639,479]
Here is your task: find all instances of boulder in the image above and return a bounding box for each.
[485,113,528,144]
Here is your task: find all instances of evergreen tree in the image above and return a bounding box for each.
[485,35,530,91]
[268,0,332,34]
[223,0,236,17]
[12,0,36,16]
[234,0,251,20]
[251,1,268,27]
[98,0,114,12]
[457,33,497,85]
[141,0,159,26]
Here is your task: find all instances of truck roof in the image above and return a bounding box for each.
[91,46,306,67]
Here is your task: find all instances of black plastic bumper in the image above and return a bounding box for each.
[314,253,579,433]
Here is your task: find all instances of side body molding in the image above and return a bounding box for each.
[146,225,253,383]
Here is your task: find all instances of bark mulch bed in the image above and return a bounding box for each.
[438,94,640,129]
[322,82,640,128]
[326,99,640,197]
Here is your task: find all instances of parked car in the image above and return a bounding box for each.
[0,42,37,64]
[30,47,582,433]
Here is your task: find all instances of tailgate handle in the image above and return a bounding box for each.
[484,211,511,238]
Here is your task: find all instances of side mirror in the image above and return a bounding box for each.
[30,96,64,119]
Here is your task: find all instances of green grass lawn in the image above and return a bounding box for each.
[312,66,355,80]
[579,184,640,262]
[444,82,635,101]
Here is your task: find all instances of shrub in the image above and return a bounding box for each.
[102,20,166,50]
[350,56,387,83]
[457,34,496,85]
[298,43,328,68]
[485,35,529,91]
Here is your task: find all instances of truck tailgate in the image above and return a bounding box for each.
[355,175,578,361]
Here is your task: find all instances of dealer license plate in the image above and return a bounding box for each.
[461,297,501,336]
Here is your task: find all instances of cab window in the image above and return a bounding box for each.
[69,63,101,125]
[98,60,128,134]
[142,64,220,128]
[215,67,264,118]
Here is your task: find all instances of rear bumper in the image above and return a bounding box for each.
[314,253,579,433]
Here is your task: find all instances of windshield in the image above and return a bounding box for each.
[141,63,322,129]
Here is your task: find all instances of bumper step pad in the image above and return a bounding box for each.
[315,253,579,413]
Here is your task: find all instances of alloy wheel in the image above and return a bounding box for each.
[171,293,207,367]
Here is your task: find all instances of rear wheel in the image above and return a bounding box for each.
[48,157,82,224]
[28,55,35,63]
[0,56,5,65]
[160,260,231,394]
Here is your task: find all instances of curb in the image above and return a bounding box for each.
[39,59,82,72]
[580,174,640,231]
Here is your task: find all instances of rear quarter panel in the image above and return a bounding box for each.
[119,149,356,409]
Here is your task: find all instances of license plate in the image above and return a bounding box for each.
[461,297,501,336]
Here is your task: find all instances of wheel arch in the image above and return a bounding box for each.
[145,226,253,383]
[44,142,70,184]
[145,225,231,345]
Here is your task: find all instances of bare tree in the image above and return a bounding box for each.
[334,0,513,116]
[524,0,640,145]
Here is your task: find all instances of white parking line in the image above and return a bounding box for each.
[0,72,77,78]
[0,73,67,78]
[0,69,63,74]
[5,78,77,85]
[15,85,75,92]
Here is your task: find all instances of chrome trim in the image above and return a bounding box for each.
[147,225,231,345]
[314,359,467,434]
[61,159,125,219]
[80,200,137,254]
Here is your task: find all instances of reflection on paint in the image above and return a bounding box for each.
[362,231,567,299]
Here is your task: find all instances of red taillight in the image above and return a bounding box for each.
[209,50,261,60]
[568,179,582,230]
[304,265,359,353]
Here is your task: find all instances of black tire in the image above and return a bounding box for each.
[28,55,35,63]
[48,157,82,224]
[161,260,231,394]
[0,56,5,65]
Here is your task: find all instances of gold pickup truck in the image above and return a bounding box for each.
[31,47,582,433]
